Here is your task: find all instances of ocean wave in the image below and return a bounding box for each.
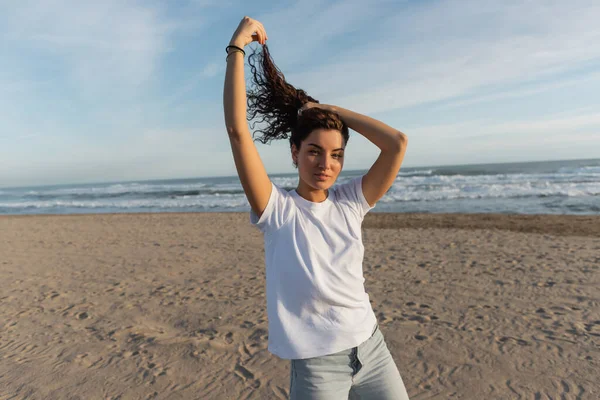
[4,180,598,211]
[398,169,434,177]
[22,188,247,201]
[23,182,209,197]
[557,165,600,174]
[2,159,599,215]
[383,181,600,202]
[0,194,249,211]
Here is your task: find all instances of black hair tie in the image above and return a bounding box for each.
[226,45,245,56]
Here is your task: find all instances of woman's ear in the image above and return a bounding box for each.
[291,144,299,166]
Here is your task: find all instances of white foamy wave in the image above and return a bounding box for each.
[209,182,242,192]
[3,159,599,215]
[270,176,298,188]
[384,180,600,202]
[398,169,433,176]
[25,182,209,196]
[396,171,599,188]
[269,175,361,188]
[0,193,250,211]
[557,165,600,175]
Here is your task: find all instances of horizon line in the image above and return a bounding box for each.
[1,156,598,190]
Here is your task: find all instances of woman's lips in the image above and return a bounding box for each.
[315,173,329,180]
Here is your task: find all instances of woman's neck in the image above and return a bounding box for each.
[295,181,329,203]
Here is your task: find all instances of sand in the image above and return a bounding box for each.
[0,212,599,399]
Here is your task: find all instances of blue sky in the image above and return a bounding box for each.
[1,0,600,187]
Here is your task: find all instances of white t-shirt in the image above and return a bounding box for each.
[250,175,378,360]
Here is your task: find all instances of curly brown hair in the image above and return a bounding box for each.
[246,45,349,154]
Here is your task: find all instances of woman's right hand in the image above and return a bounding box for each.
[229,16,268,48]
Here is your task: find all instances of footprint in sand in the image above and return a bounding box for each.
[377,312,392,324]
[105,281,122,293]
[140,361,168,381]
[240,320,255,329]
[497,336,530,346]
[408,315,431,323]
[44,291,60,300]
[494,336,531,354]
[122,350,140,359]
[194,328,217,340]
[237,341,262,358]
[532,378,585,400]
[234,363,262,389]
[74,352,104,368]
[248,328,268,342]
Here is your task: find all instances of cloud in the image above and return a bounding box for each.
[255,0,384,68]
[161,62,224,108]
[277,0,600,114]
[399,109,600,166]
[408,111,600,140]
[0,0,184,148]
[430,70,600,111]
[1,0,599,186]
[0,125,230,186]
[1,1,174,94]
[0,133,41,143]
[202,62,221,78]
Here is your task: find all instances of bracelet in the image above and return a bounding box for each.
[226,49,244,61]
[226,45,245,56]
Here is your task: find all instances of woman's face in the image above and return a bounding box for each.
[291,129,345,190]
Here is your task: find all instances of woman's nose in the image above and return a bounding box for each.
[318,156,331,170]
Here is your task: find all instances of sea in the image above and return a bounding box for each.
[1,158,599,216]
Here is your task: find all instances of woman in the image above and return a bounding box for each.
[223,16,410,399]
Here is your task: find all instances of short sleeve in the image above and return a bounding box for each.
[334,175,375,220]
[250,182,295,234]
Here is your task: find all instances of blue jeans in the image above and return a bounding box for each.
[289,325,410,399]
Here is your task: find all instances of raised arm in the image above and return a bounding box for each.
[223,17,272,218]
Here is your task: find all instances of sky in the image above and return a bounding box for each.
[1,0,600,187]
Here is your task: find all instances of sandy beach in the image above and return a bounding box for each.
[1,212,599,399]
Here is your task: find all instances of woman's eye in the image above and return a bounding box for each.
[308,150,342,158]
